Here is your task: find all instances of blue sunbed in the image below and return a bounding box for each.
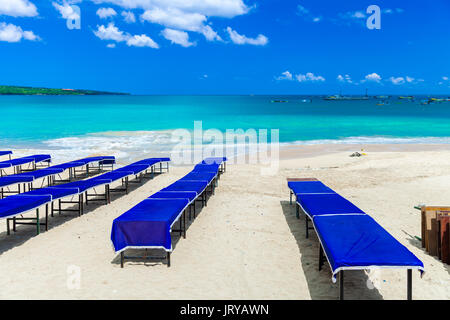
[179,171,217,184]
[0,154,51,170]
[287,178,424,299]
[53,178,111,193]
[149,191,198,202]
[191,163,220,173]
[162,180,208,194]
[25,187,81,201]
[0,175,34,188]
[115,164,149,175]
[0,151,12,157]
[0,194,52,220]
[111,198,190,255]
[313,214,425,281]
[297,193,366,219]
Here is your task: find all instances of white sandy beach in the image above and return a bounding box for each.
[0,144,449,300]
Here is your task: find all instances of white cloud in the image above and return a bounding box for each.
[0,22,40,42]
[141,7,206,31]
[352,11,366,19]
[276,71,293,81]
[106,43,116,48]
[96,7,117,19]
[126,34,159,48]
[364,73,382,83]
[0,0,38,17]
[296,72,325,82]
[91,0,250,18]
[94,23,128,42]
[121,10,136,23]
[141,6,222,42]
[93,0,250,43]
[200,25,221,41]
[161,28,194,47]
[296,4,322,23]
[297,5,309,15]
[53,2,80,20]
[389,76,405,85]
[93,23,159,48]
[405,76,415,83]
[337,74,352,83]
[226,27,267,46]
[442,76,449,81]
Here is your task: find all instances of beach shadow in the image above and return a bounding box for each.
[402,231,450,276]
[280,200,384,300]
[0,173,164,256]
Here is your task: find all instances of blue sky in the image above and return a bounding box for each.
[0,0,449,95]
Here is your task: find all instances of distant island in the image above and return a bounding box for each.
[0,85,129,95]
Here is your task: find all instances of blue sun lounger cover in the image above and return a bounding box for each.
[161,180,208,194]
[288,180,335,195]
[0,176,34,188]
[0,151,12,157]
[111,198,189,252]
[313,214,425,281]
[0,154,51,169]
[202,157,227,165]
[191,163,220,173]
[179,171,217,184]
[0,194,52,219]
[149,191,198,202]
[288,179,425,280]
[25,187,81,201]
[297,193,366,218]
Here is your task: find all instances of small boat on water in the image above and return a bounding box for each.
[324,95,369,100]
[271,100,288,103]
[376,100,390,106]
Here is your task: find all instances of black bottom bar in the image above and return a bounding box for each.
[407,269,412,300]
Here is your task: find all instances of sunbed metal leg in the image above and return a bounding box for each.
[13,217,16,232]
[167,252,171,267]
[319,244,324,271]
[36,208,40,235]
[85,191,88,206]
[58,199,62,215]
[6,218,10,235]
[305,217,309,238]
[183,210,186,239]
[296,203,299,219]
[189,205,192,221]
[51,202,54,217]
[339,271,344,300]
[290,191,292,205]
[120,252,124,268]
[78,194,82,216]
[407,269,412,300]
[45,204,48,231]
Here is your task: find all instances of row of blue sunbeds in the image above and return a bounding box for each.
[287,178,425,300]
[0,157,170,236]
[0,156,115,198]
[0,151,12,160]
[111,157,227,267]
[0,153,52,176]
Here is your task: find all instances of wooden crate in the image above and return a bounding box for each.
[421,206,450,262]
[438,215,450,264]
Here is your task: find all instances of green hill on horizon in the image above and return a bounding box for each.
[0,85,129,96]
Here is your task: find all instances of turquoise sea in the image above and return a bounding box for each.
[0,95,449,160]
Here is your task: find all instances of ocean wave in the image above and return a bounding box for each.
[283,136,450,145]
[3,131,450,165]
